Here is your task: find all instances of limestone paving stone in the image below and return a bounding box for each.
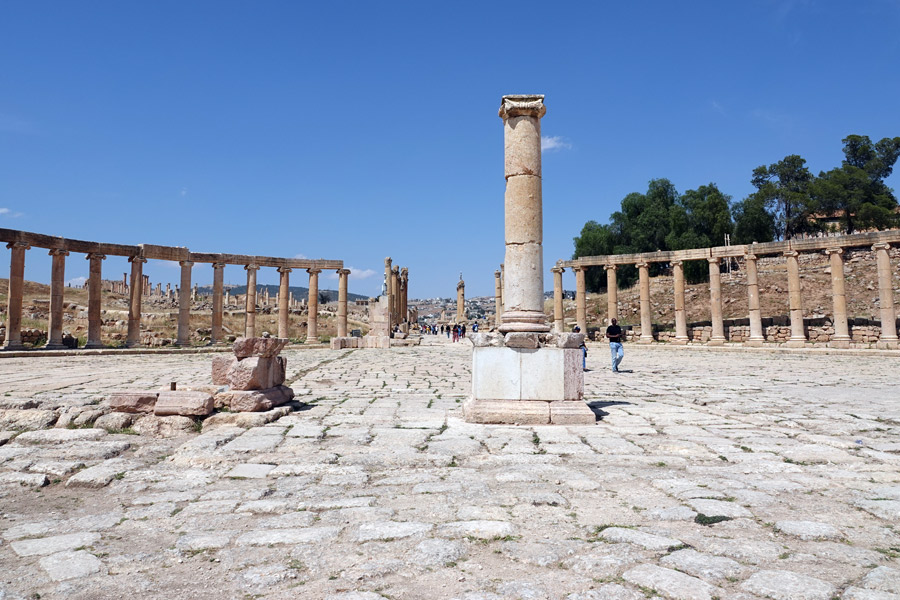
[741,570,837,599]
[39,550,104,581]
[11,532,101,557]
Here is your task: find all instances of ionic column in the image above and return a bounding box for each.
[873,243,898,347]
[3,242,30,350]
[400,267,408,323]
[707,257,726,345]
[784,250,807,346]
[277,267,292,339]
[45,249,69,349]
[306,268,321,342]
[84,253,105,349]
[573,265,586,333]
[551,266,564,333]
[824,248,850,348]
[337,268,350,337]
[605,264,618,323]
[176,260,193,347]
[211,263,225,344]
[672,260,688,344]
[456,277,465,323]
[384,257,393,330]
[493,270,503,328]
[745,254,765,346]
[498,94,550,333]
[244,264,259,338]
[126,256,146,348]
[637,261,653,343]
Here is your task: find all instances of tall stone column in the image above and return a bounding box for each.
[637,261,653,343]
[498,94,550,333]
[391,266,400,324]
[337,268,350,337]
[784,250,807,347]
[277,267,291,339]
[244,264,259,338]
[307,268,321,343]
[456,277,465,323]
[45,249,69,349]
[745,254,765,346]
[672,260,688,344]
[873,243,898,348]
[551,266,564,333]
[383,257,393,331]
[573,266,586,333]
[176,260,193,347]
[707,257,725,346]
[824,248,850,348]
[211,263,225,344]
[85,253,105,349]
[605,264,618,323]
[126,256,146,348]
[494,270,503,328]
[500,263,505,312]
[400,267,408,323]
[3,242,29,350]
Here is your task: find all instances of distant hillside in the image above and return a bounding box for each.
[196,284,368,303]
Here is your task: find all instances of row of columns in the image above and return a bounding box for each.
[555,244,898,348]
[382,257,410,330]
[3,243,351,350]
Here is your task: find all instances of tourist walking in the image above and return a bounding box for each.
[574,326,587,371]
[606,318,624,373]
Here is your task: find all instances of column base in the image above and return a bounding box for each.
[707,337,726,347]
[43,343,66,350]
[499,310,551,334]
[637,336,654,344]
[463,398,595,425]
[784,338,807,348]
[3,342,25,350]
[876,338,899,350]
[828,339,850,349]
[83,342,104,349]
[744,338,765,348]
[670,337,689,346]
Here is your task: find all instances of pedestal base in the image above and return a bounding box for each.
[784,338,807,348]
[671,337,689,346]
[744,338,765,348]
[828,337,850,349]
[876,338,899,350]
[707,338,726,347]
[463,398,595,425]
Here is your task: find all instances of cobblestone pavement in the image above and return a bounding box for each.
[1,337,899,600]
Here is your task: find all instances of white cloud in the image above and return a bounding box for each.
[180,187,187,197]
[293,253,307,259]
[66,276,87,287]
[541,136,572,152]
[348,267,376,280]
[0,208,23,218]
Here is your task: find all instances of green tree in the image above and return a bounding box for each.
[572,220,616,292]
[809,135,900,233]
[732,194,776,244]
[666,183,733,283]
[750,154,817,239]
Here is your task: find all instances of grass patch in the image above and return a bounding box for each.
[694,513,732,526]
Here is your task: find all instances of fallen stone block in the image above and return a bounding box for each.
[211,354,236,385]
[216,386,294,413]
[0,409,57,430]
[133,415,197,438]
[109,391,159,414]
[0,472,49,487]
[154,391,214,417]
[226,356,285,391]
[233,336,289,359]
[93,412,137,432]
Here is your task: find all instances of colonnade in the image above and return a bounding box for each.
[554,231,900,349]
[0,228,346,350]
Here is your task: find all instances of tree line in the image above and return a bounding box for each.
[573,134,900,290]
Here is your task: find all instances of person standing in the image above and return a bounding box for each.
[606,318,624,373]
[574,326,587,371]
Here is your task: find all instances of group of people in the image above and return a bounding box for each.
[418,323,478,343]
[574,318,625,373]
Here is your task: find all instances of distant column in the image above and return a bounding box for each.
[605,264,618,323]
[45,249,70,349]
[707,257,725,346]
[391,266,400,324]
[384,257,393,331]
[672,260,688,344]
[85,253,106,349]
[873,243,898,348]
[3,242,29,350]
[338,268,350,337]
[500,263,505,312]
[784,250,807,347]
[551,266,564,333]
[176,260,193,347]
[493,270,503,328]
[824,248,850,349]
[211,263,225,344]
[745,253,765,346]
[400,267,408,323]
[244,264,259,338]
[277,267,291,339]
[456,277,466,323]
[126,256,146,347]
[573,266,586,333]
[307,268,322,342]
[637,261,653,343]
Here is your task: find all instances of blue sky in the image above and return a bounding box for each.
[2,1,899,299]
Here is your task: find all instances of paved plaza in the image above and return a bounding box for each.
[1,337,899,599]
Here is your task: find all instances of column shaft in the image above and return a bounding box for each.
[307,269,321,342]
[244,265,258,338]
[574,266,586,333]
[46,249,69,348]
[277,267,291,339]
[785,251,806,346]
[384,257,393,331]
[745,254,765,346]
[708,258,726,345]
[337,269,350,337]
[4,242,29,349]
[673,260,688,344]
[126,257,146,347]
[638,262,653,343]
[211,263,225,344]
[551,267,564,333]
[391,267,400,325]
[400,267,408,324]
[177,261,193,346]
[85,253,105,348]
[605,265,618,323]
[873,243,898,346]
[456,280,465,323]
[824,249,850,348]
[494,271,503,328]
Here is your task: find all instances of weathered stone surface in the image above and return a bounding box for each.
[469,332,504,347]
[600,527,683,551]
[623,563,719,600]
[236,527,340,546]
[108,391,158,413]
[741,570,836,600]
[436,520,514,540]
[65,459,130,489]
[556,332,585,349]
[862,566,900,593]
[11,532,101,557]
[357,521,433,542]
[217,385,294,412]
[410,538,467,567]
[233,336,288,358]
[842,587,899,600]
[0,409,57,430]
[211,354,236,385]
[227,356,285,391]
[687,498,753,518]
[504,332,540,349]
[93,411,137,431]
[566,585,643,600]
[39,550,104,581]
[14,428,106,445]
[132,414,198,438]
[659,549,745,581]
[203,406,292,430]
[0,472,49,487]
[226,463,275,478]
[153,391,214,417]
[774,520,843,541]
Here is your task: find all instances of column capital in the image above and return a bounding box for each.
[671,260,683,267]
[400,267,408,277]
[550,266,564,274]
[744,253,758,261]
[86,253,106,261]
[783,250,799,258]
[337,268,351,276]
[457,279,465,290]
[824,247,844,256]
[572,265,584,273]
[212,262,226,269]
[179,260,194,268]
[244,264,260,272]
[277,266,293,274]
[872,243,892,251]
[392,265,400,274]
[603,264,617,272]
[48,248,69,257]
[499,94,546,120]
[384,257,392,267]
[6,241,30,251]
[307,267,322,275]
[636,261,650,269]
[494,270,501,278]
[128,256,147,264]
[707,257,720,264]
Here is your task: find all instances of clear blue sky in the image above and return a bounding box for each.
[2,1,899,299]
